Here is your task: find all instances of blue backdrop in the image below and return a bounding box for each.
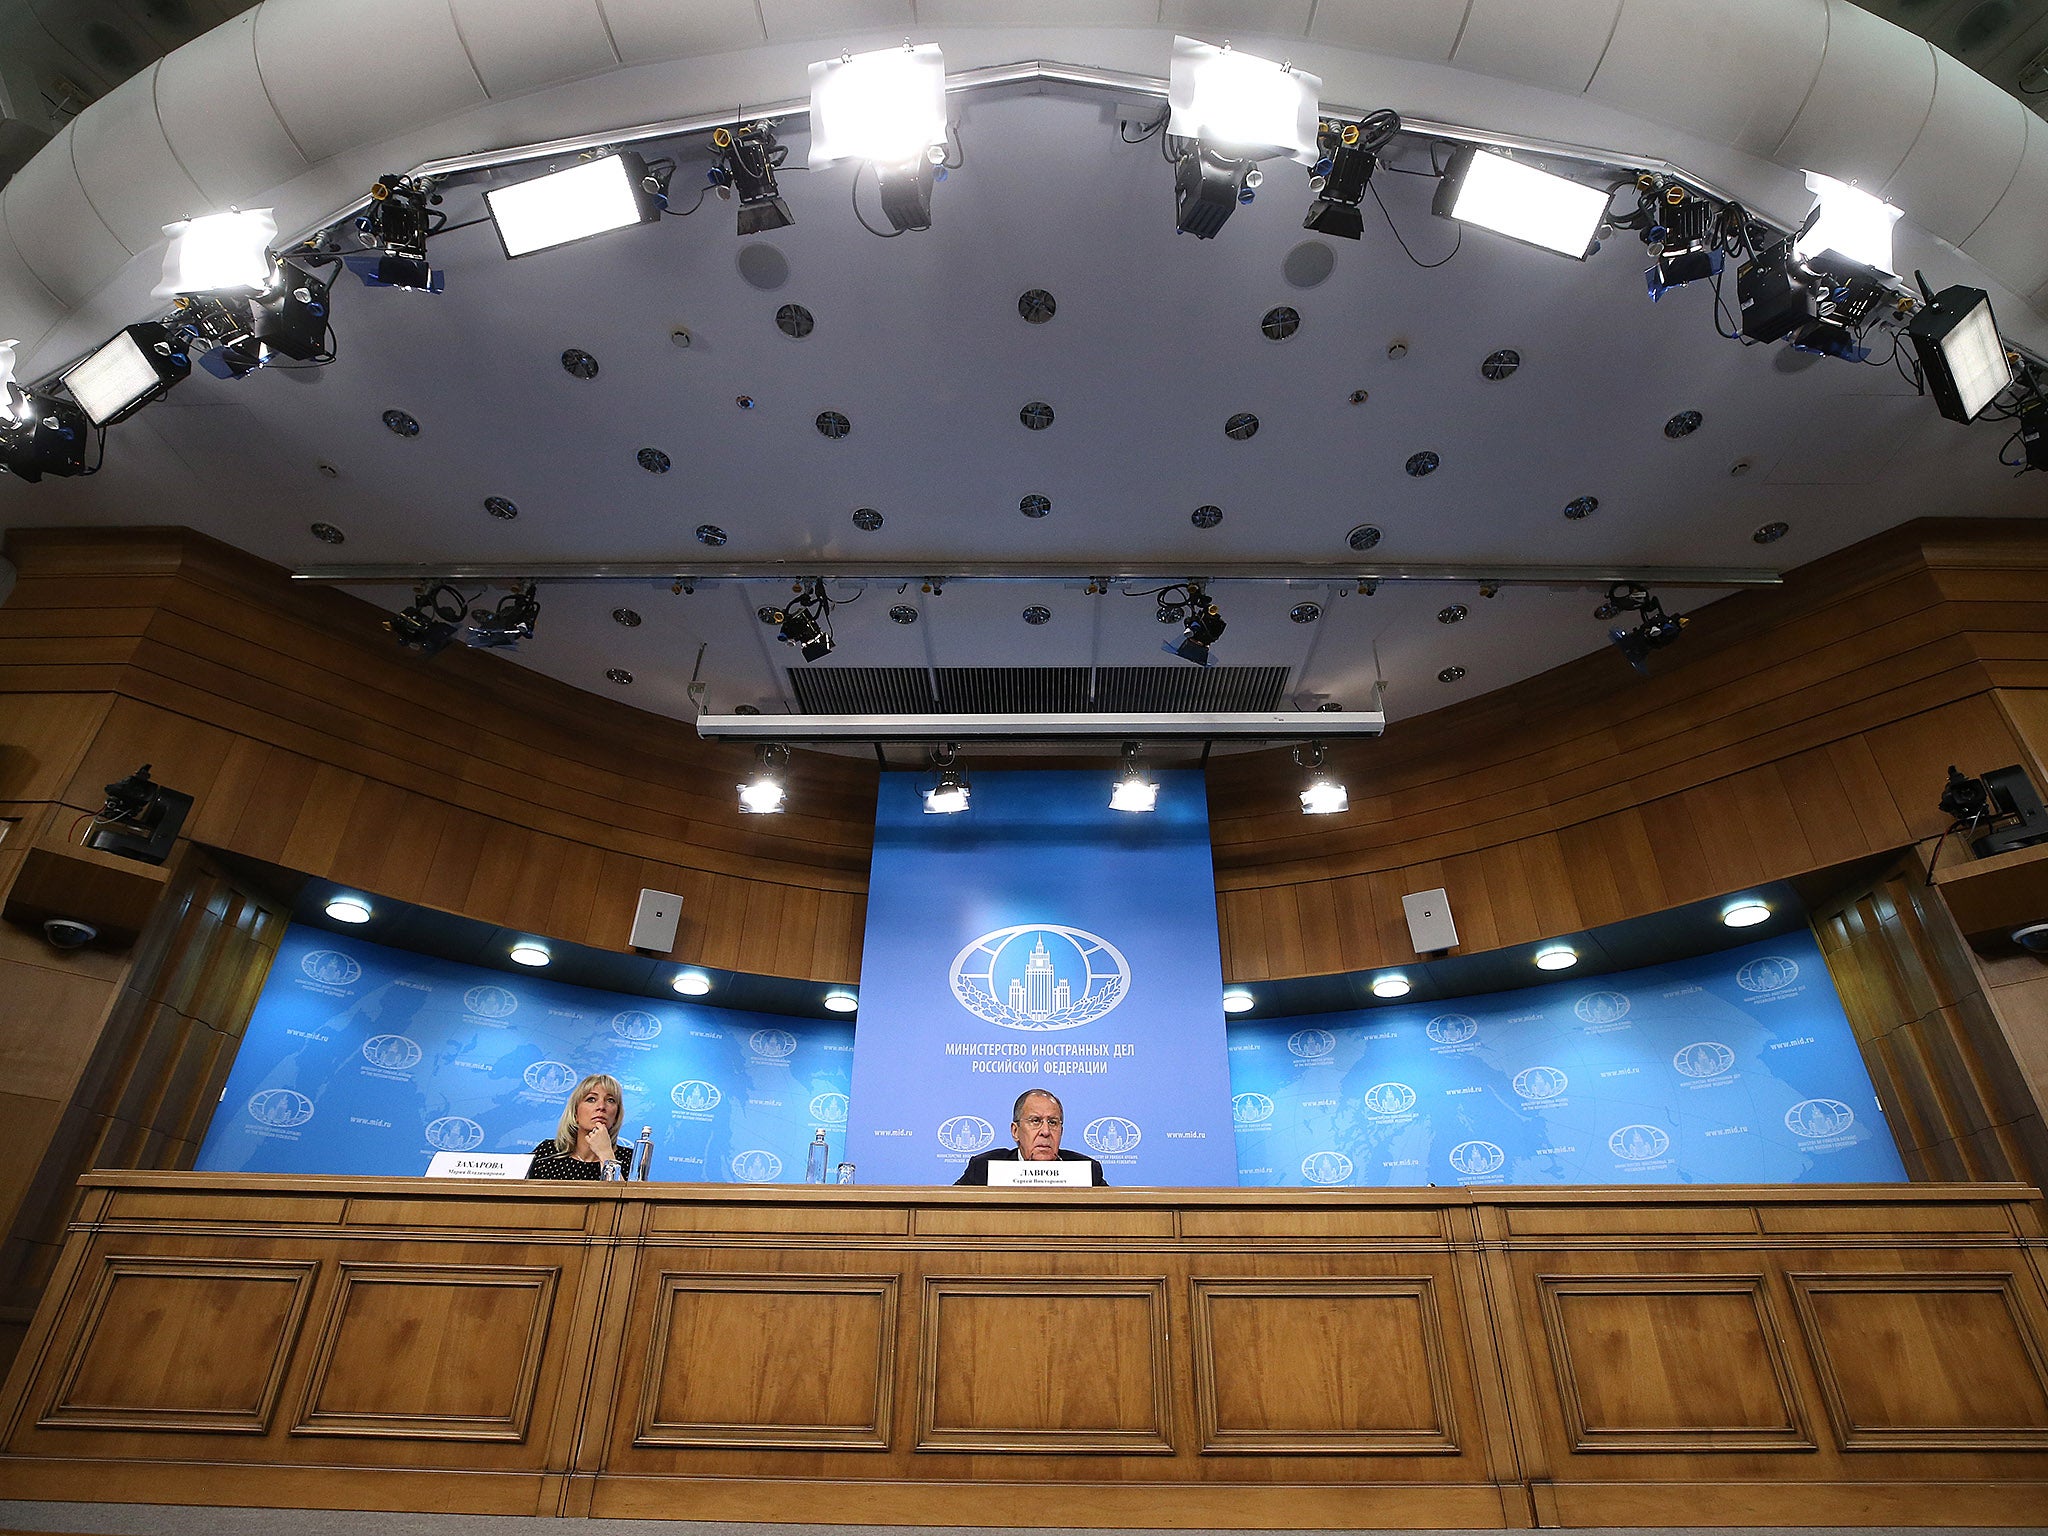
[1227,929,1905,1186]
[195,925,853,1181]
[846,769,1239,1184]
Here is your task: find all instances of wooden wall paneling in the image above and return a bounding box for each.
[325,778,442,907]
[0,695,114,806]
[1289,877,1344,976]
[583,850,653,956]
[545,840,606,952]
[219,745,321,865]
[277,763,368,875]
[1257,883,1307,978]
[1639,793,1716,909]
[1330,874,1379,973]
[1214,889,1257,981]
[773,885,823,979]
[418,802,494,916]
[1827,736,1917,850]
[736,880,793,977]
[1995,687,2048,784]
[1865,695,2026,837]
[812,888,865,983]
[1440,852,1503,956]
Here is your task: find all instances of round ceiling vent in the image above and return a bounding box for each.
[1664,409,1704,438]
[309,522,345,545]
[561,348,599,379]
[1480,348,1521,380]
[1405,450,1440,477]
[1224,412,1260,440]
[889,605,918,624]
[1261,306,1301,341]
[1289,602,1321,624]
[1563,495,1598,520]
[483,496,518,520]
[1018,289,1056,323]
[613,609,641,627]
[695,524,728,546]
[1754,521,1789,544]
[852,508,884,531]
[1191,504,1223,529]
[816,411,851,439]
[1022,606,1052,625]
[736,243,790,289]
[605,668,633,685]
[775,304,815,339]
[1438,665,1467,683]
[1347,524,1382,551]
[1019,494,1051,518]
[637,447,671,473]
[381,409,419,437]
[1019,401,1055,430]
[1438,604,1468,624]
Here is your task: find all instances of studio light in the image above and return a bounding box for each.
[509,941,551,967]
[190,263,334,379]
[486,151,663,259]
[1432,147,1607,260]
[711,121,793,235]
[325,895,372,924]
[672,971,713,996]
[924,745,970,815]
[2022,397,2048,472]
[1604,583,1688,675]
[1370,974,1411,999]
[808,43,948,233]
[1303,112,1396,239]
[0,373,89,483]
[467,581,540,649]
[738,744,788,815]
[1164,37,1319,241]
[1635,178,1723,299]
[1535,944,1579,970]
[1222,989,1255,1014]
[63,322,189,426]
[823,991,859,1014]
[152,208,276,299]
[772,580,835,662]
[1907,285,2012,423]
[1173,147,1254,239]
[344,173,443,291]
[1793,171,1900,278]
[1162,582,1225,666]
[1721,898,1771,928]
[1295,740,1348,816]
[1109,742,1158,813]
[384,581,471,657]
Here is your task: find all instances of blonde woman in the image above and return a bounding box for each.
[525,1072,634,1180]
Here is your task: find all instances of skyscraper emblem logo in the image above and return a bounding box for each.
[1232,1092,1275,1125]
[248,1088,314,1128]
[1737,956,1800,993]
[1575,991,1631,1024]
[1609,1123,1671,1160]
[425,1115,484,1152]
[1514,1066,1569,1100]
[670,1080,721,1113]
[463,985,518,1019]
[731,1149,783,1182]
[950,924,1129,1032]
[1785,1098,1854,1139]
[1301,1151,1353,1184]
[1084,1116,1141,1154]
[611,1010,662,1042]
[1426,1014,1479,1045]
[362,1035,421,1071]
[810,1092,849,1125]
[1362,1082,1417,1116]
[524,1060,578,1096]
[937,1115,995,1154]
[1448,1140,1505,1177]
[300,951,361,986]
[1674,1041,1737,1078]
[1287,1028,1336,1059]
[748,1028,797,1059]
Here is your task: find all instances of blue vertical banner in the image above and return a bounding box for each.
[1227,929,1907,1187]
[847,769,1238,1185]
[196,925,853,1181]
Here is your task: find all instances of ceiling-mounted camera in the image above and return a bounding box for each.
[42,918,99,950]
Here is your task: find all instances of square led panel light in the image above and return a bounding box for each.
[64,324,187,426]
[1167,35,1320,165]
[808,43,947,166]
[485,153,659,259]
[1432,147,1608,259]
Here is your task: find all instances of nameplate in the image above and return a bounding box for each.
[426,1152,533,1180]
[987,1160,1091,1187]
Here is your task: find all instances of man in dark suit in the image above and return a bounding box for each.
[953,1088,1108,1186]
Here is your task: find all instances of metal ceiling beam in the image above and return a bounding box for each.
[696,710,1386,743]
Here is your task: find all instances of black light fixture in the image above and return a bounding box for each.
[1906,283,2013,423]
[343,173,442,291]
[710,121,793,235]
[1633,177,1724,299]
[188,261,334,379]
[87,764,192,865]
[771,580,835,662]
[0,392,90,482]
[1736,199,1891,359]
[1174,146,1256,239]
[2021,394,2048,472]
[1940,764,2048,858]
[468,581,540,649]
[923,743,970,814]
[384,581,472,657]
[1302,111,1397,239]
[739,743,789,814]
[1604,582,1688,674]
[1164,37,1320,241]
[1158,582,1225,666]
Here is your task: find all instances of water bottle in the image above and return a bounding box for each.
[602,1156,625,1182]
[805,1128,829,1183]
[636,1125,654,1181]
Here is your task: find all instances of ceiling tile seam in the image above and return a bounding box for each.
[1578,0,1630,98]
[63,108,136,259]
[0,195,66,346]
[590,0,625,67]
[1768,0,1834,164]
[247,1,315,170]
[1960,98,2044,251]
[1880,36,1945,189]
[1444,0,1478,65]
[149,58,210,216]
[1303,0,1322,41]
[440,0,493,101]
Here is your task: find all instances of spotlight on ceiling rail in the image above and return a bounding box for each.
[486,152,664,259]
[0,344,89,482]
[384,581,471,658]
[739,743,789,815]
[710,121,793,235]
[467,581,540,649]
[1109,742,1159,813]
[1295,740,1347,816]
[1166,36,1320,240]
[1432,146,1608,260]
[809,43,949,232]
[153,208,278,299]
[1160,582,1226,666]
[343,173,443,291]
[923,744,970,815]
[1907,282,2012,424]
[63,322,189,426]
[1303,112,1397,239]
[1603,582,1688,675]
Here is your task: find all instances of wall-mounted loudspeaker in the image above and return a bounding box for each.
[630,889,683,952]
[1402,888,1459,953]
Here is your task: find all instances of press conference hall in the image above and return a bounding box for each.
[1,1,2046,1533]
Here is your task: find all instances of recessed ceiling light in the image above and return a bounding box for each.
[606,667,633,684]
[381,409,419,437]
[613,608,641,626]
[1289,602,1321,623]
[816,410,851,439]
[1224,412,1259,440]
[889,605,918,624]
[1349,388,1370,405]
[1563,495,1597,520]
[1261,306,1301,340]
[823,991,858,1014]
[1019,401,1054,430]
[1438,604,1467,624]
[1729,457,1754,477]
[561,347,599,379]
[1192,504,1222,528]
[1017,289,1056,323]
[1222,989,1255,1014]
[484,496,518,520]
[316,461,340,479]
[775,303,814,338]
[1754,521,1789,544]
[325,895,372,924]
[669,326,693,347]
[673,971,712,996]
[310,522,344,544]
[1370,974,1411,999]
[852,507,884,531]
[1406,450,1440,476]
[1664,410,1703,439]
[1019,494,1051,518]
[696,524,727,546]
[1386,341,1408,359]
[638,447,670,473]
[1722,898,1772,928]
[1438,665,1466,682]
[1348,523,1381,551]
[1023,605,1051,625]
[509,942,550,967]
[1535,944,1578,970]
[735,394,756,410]
[1481,348,1521,380]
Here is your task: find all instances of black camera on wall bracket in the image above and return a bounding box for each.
[86,764,192,866]
[1939,764,2048,860]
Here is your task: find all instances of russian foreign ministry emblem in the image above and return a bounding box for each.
[247,1088,314,1128]
[670,1080,722,1113]
[1609,1123,1671,1161]
[1785,1098,1855,1139]
[1301,1150,1354,1185]
[1362,1082,1417,1116]
[950,925,1129,1031]
[1737,956,1800,993]
[611,1010,663,1042]
[749,1028,798,1059]
[1513,1065,1569,1100]
[524,1060,579,1097]
[1674,1041,1737,1079]
[463,984,518,1019]
[937,1115,995,1154]
[1287,1027,1337,1060]
[299,950,361,986]
[1084,1116,1141,1154]
[425,1115,485,1152]
[1574,991,1630,1025]
[1425,1014,1479,1045]
[731,1149,783,1182]
[810,1091,850,1125]
[1232,1092,1275,1126]
[1448,1140,1505,1177]
[362,1035,421,1072]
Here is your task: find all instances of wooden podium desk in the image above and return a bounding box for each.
[2,1174,2045,1528]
